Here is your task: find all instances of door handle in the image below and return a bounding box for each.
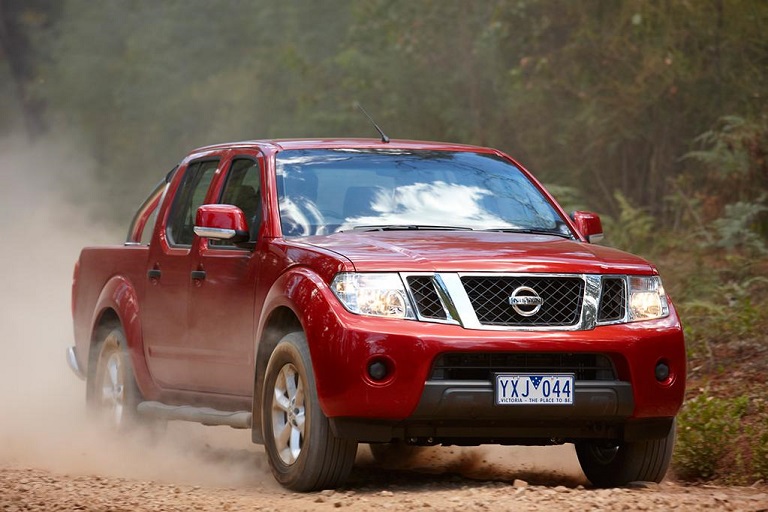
[147,269,162,279]
[191,270,207,280]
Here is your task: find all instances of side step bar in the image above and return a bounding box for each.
[137,401,252,429]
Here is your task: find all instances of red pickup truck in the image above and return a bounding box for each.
[68,138,686,491]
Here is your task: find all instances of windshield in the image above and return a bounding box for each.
[275,149,571,238]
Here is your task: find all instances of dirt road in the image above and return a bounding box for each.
[1,464,766,512]
[2,424,766,512]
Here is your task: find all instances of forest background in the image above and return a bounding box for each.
[1,0,767,484]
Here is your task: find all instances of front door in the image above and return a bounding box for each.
[185,155,264,396]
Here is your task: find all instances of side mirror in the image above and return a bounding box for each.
[194,204,250,243]
[571,211,604,243]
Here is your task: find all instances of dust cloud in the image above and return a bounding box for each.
[355,444,586,488]
[0,135,272,490]
[0,135,585,490]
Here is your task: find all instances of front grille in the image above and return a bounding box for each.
[598,278,626,322]
[461,276,584,326]
[406,276,447,320]
[430,353,617,381]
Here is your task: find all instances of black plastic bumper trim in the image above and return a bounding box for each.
[329,380,638,444]
[411,380,634,420]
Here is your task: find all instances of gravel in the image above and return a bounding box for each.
[2,465,767,512]
[2,431,767,512]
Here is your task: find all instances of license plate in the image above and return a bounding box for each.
[495,374,574,405]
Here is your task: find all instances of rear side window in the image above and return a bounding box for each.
[126,176,168,245]
[140,203,160,245]
[167,160,218,246]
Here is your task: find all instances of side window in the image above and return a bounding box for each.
[140,205,160,245]
[212,158,262,246]
[126,177,168,245]
[167,160,218,246]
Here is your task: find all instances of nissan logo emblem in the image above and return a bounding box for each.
[508,286,544,317]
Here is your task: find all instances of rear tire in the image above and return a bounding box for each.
[86,327,142,431]
[261,332,357,491]
[575,420,676,487]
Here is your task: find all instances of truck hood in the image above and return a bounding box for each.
[299,231,655,274]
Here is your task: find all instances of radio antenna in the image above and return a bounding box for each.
[356,103,390,143]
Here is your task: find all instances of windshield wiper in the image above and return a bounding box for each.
[345,225,475,232]
[481,228,574,239]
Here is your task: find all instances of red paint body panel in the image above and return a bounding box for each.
[299,231,652,274]
[71,245,156,398]
[71,138,686,441]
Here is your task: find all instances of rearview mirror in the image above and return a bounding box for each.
[194,204,250,243]
[571,211,604,243]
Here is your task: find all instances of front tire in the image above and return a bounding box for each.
[261,332,357,491]
[575,420,676,487]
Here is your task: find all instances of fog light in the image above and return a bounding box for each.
[655,362,670,382]
[368,360,388,381]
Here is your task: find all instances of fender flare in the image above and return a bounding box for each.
[90,275,156,399]
[251,266,344,442]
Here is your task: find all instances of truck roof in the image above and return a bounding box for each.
[191,138,502,154]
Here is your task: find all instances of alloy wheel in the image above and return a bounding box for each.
[271,363,306,465]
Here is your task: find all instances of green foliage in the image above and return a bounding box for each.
[601,191,655,254]
[685,116,756,178]
[669,253,768,489]
[495,1,768,216]
[753,415,768,481]
[711,198,768,255]
[31,0,356,219]
[674,393,749,480]
[675,268,768,362]
[682,116,768,250]
[2,0,765,222]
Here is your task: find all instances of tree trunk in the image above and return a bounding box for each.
[0,0,46,139]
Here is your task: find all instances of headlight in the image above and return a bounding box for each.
[628,275,669,321]
[331,273,416,319]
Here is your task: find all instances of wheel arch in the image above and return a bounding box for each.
[88,307,121,356]
[87,275,155,399]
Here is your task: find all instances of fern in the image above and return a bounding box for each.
[711,197,768,255]
[602,191,654,254]
[683,116,754,177]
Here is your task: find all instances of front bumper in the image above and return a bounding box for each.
[293,277,686,438]
[309,311,685,417]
